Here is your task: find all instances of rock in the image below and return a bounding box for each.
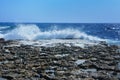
[99,41,108,46]
[4,63,14,68]
[99,52,109,57]
[92,62,116,71]
[4,49,10,53]
[0,40,120,79]
[0,77,7,80]
[56,71,65,74]
[39,73,56,80]
[75,60,86,65]
[113,55,120,60]
[91,72,115,80]
[0,57,5,61]
[90,58,97,61]
[0,38,5,43]
[115,62,120,71]
[84,78,95,80]
[2,75,13,80]
[102,56,114,61]
[116,49,120,53]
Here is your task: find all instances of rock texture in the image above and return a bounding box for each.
[0,39,120,80]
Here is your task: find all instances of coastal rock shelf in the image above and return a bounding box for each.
[0,39,120,80]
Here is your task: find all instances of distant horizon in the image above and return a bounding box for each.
[0,22,120,24]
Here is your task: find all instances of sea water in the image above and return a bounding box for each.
[0,23,120,45]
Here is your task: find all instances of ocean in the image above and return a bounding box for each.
[0,23,120,45]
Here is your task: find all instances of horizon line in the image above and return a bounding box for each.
[0,21,120,24]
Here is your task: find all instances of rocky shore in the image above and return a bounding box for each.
[0,38,120,80]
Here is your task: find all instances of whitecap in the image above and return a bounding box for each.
[0,24,106,42]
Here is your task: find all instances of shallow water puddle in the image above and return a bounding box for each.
[45,69,55,78]
[0,61,9,64]
[0,77,7,80]
[55,54,69,58]
[117,62,120,70]
[117,73,120,79]
[75,59,86,65]
[81,68,97,72]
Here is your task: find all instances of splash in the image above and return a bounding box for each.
[0,26,10,30]
[0,24,105,42]
[4,24,40,40]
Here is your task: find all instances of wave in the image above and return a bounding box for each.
[0,24,106,42]
[0,26,10,30]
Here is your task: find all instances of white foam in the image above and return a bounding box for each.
[0,33,4,38]
[75,60,86,65]
[4,24,40,40]
[0,24,106,42]
[0,26,10,30]
[18,39,98,48]
[55,54,69,58]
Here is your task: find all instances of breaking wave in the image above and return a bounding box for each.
[0,26,10,30]
[0,24,106,42]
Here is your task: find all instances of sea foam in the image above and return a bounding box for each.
[0,24,105,42]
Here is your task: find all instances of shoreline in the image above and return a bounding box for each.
[0,38,120,80]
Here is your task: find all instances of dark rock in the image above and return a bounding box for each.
[0,38,5,43]
[0,40,120,79]
[84,78,95,80]
[39,73,56,80]
[115,62,120,71]
[2,76,13,80]
[116,49,120,53]
[99,41,108,46]
[0,77,7,80]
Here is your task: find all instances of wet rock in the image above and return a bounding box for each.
[0,40,120,79]
[116,73,120,79]
[0,77,7,80]
[39,73,56,80]
[3,49,10,54]
[2,75,13,80]
[0,38,5,43]
[99,52,109,57]
[90,58,97,61]
[78,61,94,69]
[84,78,95,80]
[75,59,86,65]
[99,41,108,46]
[104,56,114,61]
[0,57,5,61]
[93,62,115,70]
[116,49,120,53]
[115,62,120,71]
[114,55,120,60]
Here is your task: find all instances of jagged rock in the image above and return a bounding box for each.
[0,40,119,80]
[0,38,5,43]
[2,75,13,80]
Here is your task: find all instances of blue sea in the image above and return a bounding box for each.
[0,23,120,45]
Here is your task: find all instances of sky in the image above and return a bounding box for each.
[0,0,120,23]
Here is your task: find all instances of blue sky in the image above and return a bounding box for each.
[0,0,120,23]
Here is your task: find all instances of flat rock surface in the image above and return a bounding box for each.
[0,39,120,80]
